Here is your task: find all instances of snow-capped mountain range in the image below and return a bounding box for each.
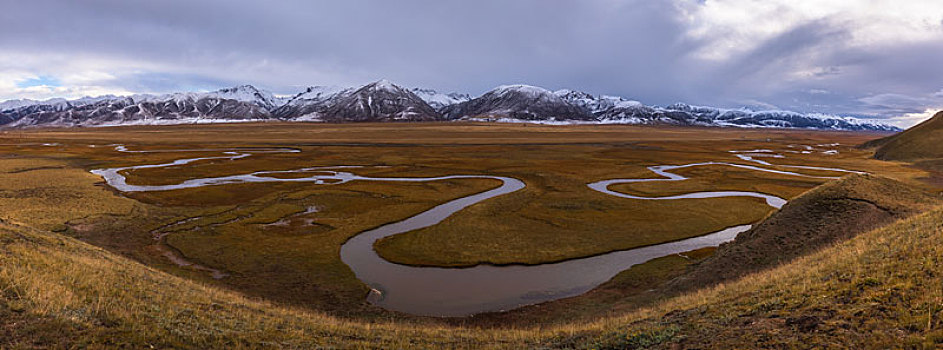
[0,80,899,131]
[272,80,440,122]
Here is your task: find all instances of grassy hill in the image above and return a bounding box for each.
[564,197,943,349]
[0,220,548,349]
[4,174,943,348]
[865,111,943,162]
[668,174,940,291]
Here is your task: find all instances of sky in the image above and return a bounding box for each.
[1,0,942,127]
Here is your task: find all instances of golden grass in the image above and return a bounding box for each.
[375,195,772,267]
[870,111,943,162]
[0,222,552,349]
[0,122,889,145]
[0,162,137,231]
[609,164,823,198]
[373,142,927,267]
[558,204,943,349]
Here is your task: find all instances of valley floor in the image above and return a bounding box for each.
[0,122,939,348]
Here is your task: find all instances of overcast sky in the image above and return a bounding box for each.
[2,0,942,126]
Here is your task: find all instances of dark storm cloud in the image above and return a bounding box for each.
[1,0,942,125]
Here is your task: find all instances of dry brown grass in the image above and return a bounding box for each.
[0,159,137,231]
[556,203,943,349]
[868,111,943,162]
[0,222,555,349]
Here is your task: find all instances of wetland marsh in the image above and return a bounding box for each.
[0,122,925,321]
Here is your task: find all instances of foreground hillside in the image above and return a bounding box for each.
[0,221,543,349]
[570,203,943,348]
[3,174,943,348]
[669,174,940,290]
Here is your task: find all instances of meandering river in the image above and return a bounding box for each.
[90,144,859,316]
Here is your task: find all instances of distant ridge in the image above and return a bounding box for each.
[0,80,900,131]
[441,84,596,121]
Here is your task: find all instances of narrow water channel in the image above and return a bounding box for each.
[91,144,857,316]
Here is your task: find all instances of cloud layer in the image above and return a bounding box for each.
[1,0,941,126]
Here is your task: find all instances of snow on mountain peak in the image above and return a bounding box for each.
[492,84,553,97]
[553,90,643,111]
[207,85,280,109]
[0,81,901,131]
[0,98,51,111]
[553,89,592,98]
[368,79,399,91]
[410,87,470,109]
[291,86,350,102]
[598,95,643,109]
[217,84,260,93]
[0,95,117,112]
[443,84,595,121]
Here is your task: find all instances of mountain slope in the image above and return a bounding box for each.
[667,174,940,291]
[0,86,281,127]
[271,85,350,120]
[410,88,470,111]
[440,85,897,130]
[865,111,943,161]
[272,80,442,122]
[0,82,899,131]
[318,80,442,122]
[206,84,285,110]
[0,98,62,112]
[442,85,595,121]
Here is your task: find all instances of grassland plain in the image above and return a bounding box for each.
[0,123,933,325]
[372,138,929,267]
